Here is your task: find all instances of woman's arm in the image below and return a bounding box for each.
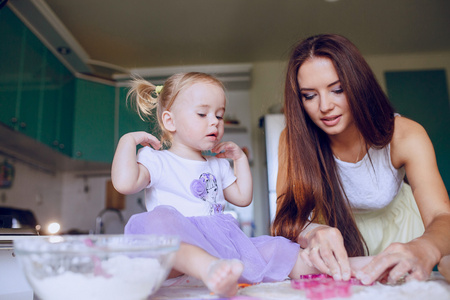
[213,141,252,207]
[358,117,450,284]
[111,131,160,195]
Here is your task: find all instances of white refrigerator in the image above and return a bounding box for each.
[263,114,286,223]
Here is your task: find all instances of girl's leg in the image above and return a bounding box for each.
[172,243,244,297]
[288,250,318,279]
[438,255,450,282]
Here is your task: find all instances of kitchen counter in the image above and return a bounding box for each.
[152,272,450,300]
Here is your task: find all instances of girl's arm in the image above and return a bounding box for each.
[212,141,253,207]
[358,116,450,284]
[111,131,161,195]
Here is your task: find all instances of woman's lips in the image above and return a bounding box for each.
[321,115,341,126]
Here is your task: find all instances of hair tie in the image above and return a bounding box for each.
[155,85,164,95]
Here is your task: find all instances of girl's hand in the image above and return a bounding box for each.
[211,142,245,161]
[299,225,352,281]
[126,131,161,149]
[112,131,155,195]
[356,239,439,285]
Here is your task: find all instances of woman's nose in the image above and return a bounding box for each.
[319,95,334,112]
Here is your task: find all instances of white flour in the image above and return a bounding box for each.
[28,255,166,300]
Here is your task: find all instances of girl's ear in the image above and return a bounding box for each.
[162,111,176,132]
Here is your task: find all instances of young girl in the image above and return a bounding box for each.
[111,72,371,296]
[273,34,450,285]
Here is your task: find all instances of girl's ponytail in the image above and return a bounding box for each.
[127,77,159,121]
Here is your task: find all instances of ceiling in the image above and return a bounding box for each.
[8,0,450,80]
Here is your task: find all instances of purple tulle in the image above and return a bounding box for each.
[124,205,300,283]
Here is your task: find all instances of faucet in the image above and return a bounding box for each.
[94,208,124,234]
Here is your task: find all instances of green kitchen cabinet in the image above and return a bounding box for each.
[0,6,75,156]
[0,7,23,128]
[56,78,76,156]
[0,10,42,139]
[72,78,115,163]
[117,86,149,140]
[39,55,76,156]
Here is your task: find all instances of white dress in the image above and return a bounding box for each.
[335,145,425,255]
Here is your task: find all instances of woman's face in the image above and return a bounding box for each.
[297,57,356,138]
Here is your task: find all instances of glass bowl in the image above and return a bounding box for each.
[14,234,180,300]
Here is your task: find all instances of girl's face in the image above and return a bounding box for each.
[297,57,356,138]
[168,81,226,154]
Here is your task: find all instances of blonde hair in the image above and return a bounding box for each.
[127,72,225,148]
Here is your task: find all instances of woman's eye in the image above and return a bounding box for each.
[333,88,344,94]
[302,93,315,100]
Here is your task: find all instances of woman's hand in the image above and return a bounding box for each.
[356,239,440,285]
[298,224,352,281]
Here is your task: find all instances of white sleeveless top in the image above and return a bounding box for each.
[335,144,406,212]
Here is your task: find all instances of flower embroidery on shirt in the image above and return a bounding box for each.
[190,173,223,214]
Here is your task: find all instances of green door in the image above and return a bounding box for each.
[385,70,450,192]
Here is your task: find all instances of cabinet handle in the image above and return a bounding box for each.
[59,144,65,150]
[19,122,26,128]
[75,151,82,157]
[52,140,59,146]
[11,117,17,124]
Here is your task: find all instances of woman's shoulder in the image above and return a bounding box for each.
[391,116,430,167]
[392,116,428,143]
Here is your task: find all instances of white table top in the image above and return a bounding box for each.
[152,272,450,300]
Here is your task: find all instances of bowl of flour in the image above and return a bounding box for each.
[14,234,180,300]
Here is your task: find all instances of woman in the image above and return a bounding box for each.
[272,34,450,285]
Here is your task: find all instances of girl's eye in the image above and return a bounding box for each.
[302,93,315,100]
[197,113,206,117]
[216,116,223,120]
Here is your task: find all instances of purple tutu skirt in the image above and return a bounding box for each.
[124,205,300,283]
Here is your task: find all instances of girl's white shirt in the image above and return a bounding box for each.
[137,147,236,217]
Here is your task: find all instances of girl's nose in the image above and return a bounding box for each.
[210,116,219,126]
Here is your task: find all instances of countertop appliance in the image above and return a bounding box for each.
[0,229,36,300]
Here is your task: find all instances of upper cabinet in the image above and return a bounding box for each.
[0,7,76,154]
[117,86,149,140]
[71,79,116,163]
[0,9,41,139]
[1,6,249,168]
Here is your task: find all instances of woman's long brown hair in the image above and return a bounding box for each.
[271,34,395,256]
